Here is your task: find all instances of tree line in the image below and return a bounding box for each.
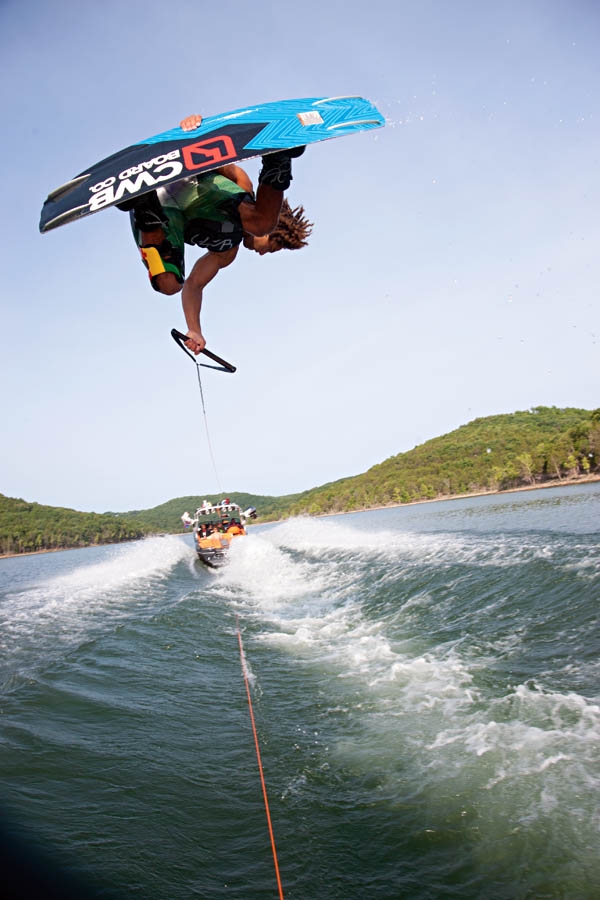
[2,407,598,555]
[0,496,151,556]
[280,406,600,517]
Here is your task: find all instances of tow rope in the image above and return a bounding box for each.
[236,615,285,900]
[171,332,284,891]
[170,329,237,494]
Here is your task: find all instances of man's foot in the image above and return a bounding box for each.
[286,145,306,159]
[133,207,167,231]
[116,191,168,231]
[258,145,305,191]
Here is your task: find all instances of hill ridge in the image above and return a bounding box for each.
[2,405,598,555]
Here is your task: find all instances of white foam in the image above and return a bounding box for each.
[425,684,600,811]
[11,536,188,601]
[206,515,599,853]
[256,515,576,575]
[213,533,331,610]
[0,536,190,664]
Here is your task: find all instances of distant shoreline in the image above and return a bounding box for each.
[2,475,599,560]
[0,543,112,561]
[329,473,600,516]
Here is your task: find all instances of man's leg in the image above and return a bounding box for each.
[118,192,185,294]
[258,145,305,191]
[138,226,183,295]
[240,146,305,236]
[239,184,282,236]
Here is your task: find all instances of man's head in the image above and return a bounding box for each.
[245,200,313,254]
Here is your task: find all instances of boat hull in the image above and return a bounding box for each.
[182,500,255,565]
[196,547,228,568]
[195,532,234,567]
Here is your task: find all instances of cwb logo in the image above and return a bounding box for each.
[87,150,183,211]
[86,134,238,212]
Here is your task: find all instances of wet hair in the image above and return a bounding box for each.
[269,199,313,251]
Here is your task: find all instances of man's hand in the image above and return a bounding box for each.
[180,114,202,132]
[185,330,206,355]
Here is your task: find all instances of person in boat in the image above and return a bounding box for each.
[118,115,312,355]
[226,520,244,536]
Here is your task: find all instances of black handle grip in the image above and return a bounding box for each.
[170,329,236,373]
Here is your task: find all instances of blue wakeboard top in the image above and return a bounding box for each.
[39,96,384,233]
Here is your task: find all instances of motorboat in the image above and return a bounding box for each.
[181,499,257,567]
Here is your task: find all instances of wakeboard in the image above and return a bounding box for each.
[39,96,384,234]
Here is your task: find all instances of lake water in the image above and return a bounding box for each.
[1,483,599,898]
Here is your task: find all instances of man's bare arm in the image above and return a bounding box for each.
[182,248,238,354]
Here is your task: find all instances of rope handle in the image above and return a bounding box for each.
[170,328,237,373]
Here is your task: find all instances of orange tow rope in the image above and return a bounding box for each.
[236,615,285,900]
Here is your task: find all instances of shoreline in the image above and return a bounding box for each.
[329,473,600,516]
[2,475,599,560]
[0,542,123,561]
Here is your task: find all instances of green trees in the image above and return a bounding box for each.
[264,406,599,518]
[0,495,150,556]
[2,407,598,555]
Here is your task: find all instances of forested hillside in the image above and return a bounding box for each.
[2,406,598,555]
[126,492,297,533]
[280,406,600,517]
[0,495,151,556]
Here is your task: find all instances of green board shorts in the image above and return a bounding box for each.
[132,172,254,286]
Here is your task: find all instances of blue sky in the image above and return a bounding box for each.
[1,0,599,512]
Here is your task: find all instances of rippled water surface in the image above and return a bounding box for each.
[1,483,599,898]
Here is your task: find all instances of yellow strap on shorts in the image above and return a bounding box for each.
[140,246,166,278]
